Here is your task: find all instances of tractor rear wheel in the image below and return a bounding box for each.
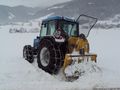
[37,39,62,74]
[23,45,34,63]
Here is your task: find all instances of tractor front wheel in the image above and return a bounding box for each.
[23,45,34,63]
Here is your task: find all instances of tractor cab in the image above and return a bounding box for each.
[33,15,97,50]
[40,15,97,41]
[40,16,79,42]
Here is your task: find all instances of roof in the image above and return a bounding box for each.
[42,16,76,22]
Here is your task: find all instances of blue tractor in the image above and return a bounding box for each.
[23,15,97,76]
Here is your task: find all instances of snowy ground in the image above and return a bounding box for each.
[0,25,120,90]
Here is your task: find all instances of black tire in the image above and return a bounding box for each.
[23,45,34,63]
[37,39,62,74]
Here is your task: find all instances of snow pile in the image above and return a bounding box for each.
[64,50,101,78]
[65,60,101,77]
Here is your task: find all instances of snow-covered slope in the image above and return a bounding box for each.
[34,0,120,20]
[0,24,120,90]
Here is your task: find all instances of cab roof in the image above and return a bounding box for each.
[42,16,76,22]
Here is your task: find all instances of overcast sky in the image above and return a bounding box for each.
[0,0,71,7]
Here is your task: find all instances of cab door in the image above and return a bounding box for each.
[77,15,97,37]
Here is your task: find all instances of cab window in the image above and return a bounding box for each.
[48,21,56,35]
[40,23,47,36]
[70,25,77,36]
[60,21,77,36]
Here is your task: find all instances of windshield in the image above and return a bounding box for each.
[77,15,97,37]
[60,21,78,36]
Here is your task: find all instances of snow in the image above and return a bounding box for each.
[8,12,15,20]
[88,28,120,73]
[36,13,54,21]
[48,5,64,10]
[88,2,95,5]
[1,21,120,89]
[9,20,40,33]
[65,60,101,77]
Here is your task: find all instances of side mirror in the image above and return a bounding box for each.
[37,36,40,39]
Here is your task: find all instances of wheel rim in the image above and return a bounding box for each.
[40,47,50,67]
[23,48,27,59]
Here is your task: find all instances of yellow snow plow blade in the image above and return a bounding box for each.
[62,36,97,79]
[63,53,97,71]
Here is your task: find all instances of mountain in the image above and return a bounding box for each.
[34,0,120,20]
[1,0,120,24]
[0,5,41,24]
